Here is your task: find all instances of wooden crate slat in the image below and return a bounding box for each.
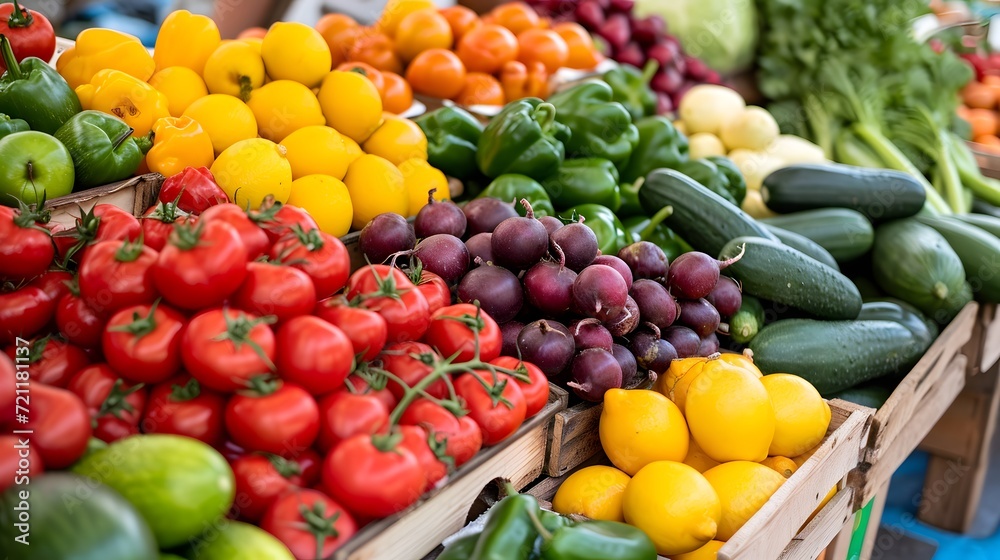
[778,488,855,560]
[546,401,603,476]
[47,174,164,223]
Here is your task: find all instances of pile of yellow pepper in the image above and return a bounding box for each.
[55,10,448,236]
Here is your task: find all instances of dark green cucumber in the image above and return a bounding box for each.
[760,208,874,262]
[972,198,1000,219]
[639,168,778,256]
[857,300,936,356]
[762,223,840,271]
[720,236,862,320]
[729,295,765,344]
[954,213,1000,238]
[828,383,894,409]
[761,163,925,220]
[748,319,925,394]
[916,215,1000,304]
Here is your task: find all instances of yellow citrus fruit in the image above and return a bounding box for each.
[280,126,353,180]
[210,138,293,209]
[761,374,831,457]
[759,456,798,479]
[318,71,383,143]
[623,461,721,556]
[377,0,437,36]
[261,22,332,88]
[342,135,364,162]
[286,175,353,237]
[148,66,208,117]
[683,436,721,473]
[242,37,263,54]
[657,356,708,414]
[552,465,630,522]
[246,80,325,142]
[362,114,427,165]
[702,461,786,541]
[343,154,408,230]
[717,350,764,377]
[182,94,258,155]
[792,445,820,468]
[394,9,454,62]
[599,389,689,476]
[399,158,449,217]
[685,361,776,462]
[672,540,725,560]
[202,41,265,101]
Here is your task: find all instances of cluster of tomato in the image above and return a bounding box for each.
[0,177,549,557]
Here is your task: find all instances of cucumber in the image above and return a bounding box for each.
[954,213,1000,238]
[730,295,765,343]
[719,236,862,320]
[761,163,925,220]
[916,215,1000,303]
[762,223,840,271]
[639,168,778,256]
[972,198,1000,219]
[760,208,874,262]
[828,383,894,409]
[857,300,936,357]
[748,319,925,394]
[872,220,972,323]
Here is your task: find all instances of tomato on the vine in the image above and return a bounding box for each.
[315,298,388,362]
[200,203,270,258]
[55,279,106,349]
[343,375,397,411]
[424,303,501,363]
[454,371,527,446]
[316,390,389,453]
[398,424,448,491]
[25,384,92,469]
[67,364,147,442]
[347,265,430,343]
[0,203,54,281]
[275,316,354,396]
[261,488,358,559]
[141,200,194,252]
[231,453,309,522]
[283,447,323,488]
[78,237,159,317]
[410,269,450,314]
[380,341,448,400]
[250,199,319,244]
[65,204,141,264]
[232,261,316,324]
[225,379,319,454]
[489,356,549,417]
[102,302,185,384]
[142,375,226,446]
[181,307,277,392]
[322,432,427,518]
[153,220,249,310]
[398,398,482,467]
[270,227,350,299]
[3,336,89,388]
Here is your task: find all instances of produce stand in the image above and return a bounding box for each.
[47,173,164,226]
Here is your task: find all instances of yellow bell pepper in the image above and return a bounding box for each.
[145,116,215,177]
[56,28,155,90]
[76,69,170,137]
[153,10,221,75]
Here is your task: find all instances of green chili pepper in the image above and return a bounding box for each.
[469,487,542,560]
[414,106,483,180]
[603,61,658,123]
[538,520,658,560]
[707,155,747,205]
[479,173,555,217]
[562,204,629,256]
[53,110,149,189]
[548,81,639,168]
[0,113,28,140]
[0,34,81,135]
[438,532,483,560]
[542,158,620,210]
[622,206,691,262]
[477,98,570,180]
[619,116,689,184]
[677,159,738,206]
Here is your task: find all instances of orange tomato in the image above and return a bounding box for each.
[349,32,403,74]
[964,81,996,110]
[975,135,1000,154]
[382,71,414,114]
[394,9,453,62]
[518,28,569,74]
[315,13,358,66]
[553,22,601,70]
[439,6,481,41]
[489,2,541,35]
[337,61,387,97]
[455,72,505,106]
[968,108,999,138]
[377,0,437,37]
[238,27,267,39]
[457,24,519,75]
[406,48,466,99]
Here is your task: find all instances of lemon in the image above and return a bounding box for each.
[211,138,293,209]
[399,158,449,216]
[657,356,708,414]
[183,94,258,155]
[342,135,364,162]
[149,66,208,117]
[672,540,725,560]
[343,155,408,230]
[702,461,786,541]
[599,389,688,476]
[551,465,630,522]
[363,115,428,165]
[792,445,820,468]
[683,436,721,473]
[202,41,265,101]
[261,22,332,88]
[286,175,353,237]
[685,361,776,462]
[717,350,764,378]
[318,71,383,143]
[761,374,831,457]
[759,456,798,479]
[246,80,325,142]
[280,126,353,180]
[623,461,721,556]
[377,0,437,36]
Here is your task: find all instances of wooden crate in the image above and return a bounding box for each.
[333,385,568,560]
[962,303,1000,377]
[47,174,164,225]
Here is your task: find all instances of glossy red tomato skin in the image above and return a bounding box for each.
[141,374,226,447]
[230,453,306,522]
[0,207,54,281]
[424,303,501,363]
[489,357,550,417]
[346,265,431,343]
[253,202,319,244]
[261,488,358,559]
[153,220,249,310]
[314,298,388,362]
[322,433,427,518]
[232,261,316,324]
[141,201,195,252]
[55,290,106,349]
[200,203,270,258]
[0,271,70,345]
[414,270,451,314]
[343,376,398,411]
[316,390,390,454]
[270,229,350,299]
[399,398,483,467]
[345,265,413,297]
[78,239,159,317]
[224,383,320,454]
[102,303,186,384]
[275,316,354,396]
[25,384,92,469]
[0,434,44,492]
[3,337,90,388]
[67,364,147,442]
[181,308,277,393]
[281,447,323,488]
[380,341,449,400]
[398,424,448,491]
[454,371,527,446]
[70,205,142,263]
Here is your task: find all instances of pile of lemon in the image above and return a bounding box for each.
[552,352,833,558]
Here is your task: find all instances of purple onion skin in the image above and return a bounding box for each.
[678,298,721,338]
[457,264,523,323]
[629,279,677,330]
[572,264,628,321]
[569,319,613,351]
[706,276,742,318]
[516,319,576,378]
[501,320,525,358]
[359,213,415,264]
[668,252,721,299]
[492,215,549,270]
[414,198,467,238]
[550,223,599,272]
[523,261,578,316]
[592,255,633,291]
[629,329,678,373]
[663,326,701,358]
[463,198,518,237]
[611,343,638,387]
[413,234,469,285]
[539,215,564,236]
[568,348,623,402]
[465,233,494,266]
[604,295,639,337]
[697,333,720,357]
[618,242,668,280]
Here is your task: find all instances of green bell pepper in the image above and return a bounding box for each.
[619,116,689,184]
[616,179,644,219]
[54,110,149,189]
[623,206,691,262]
[562,204,629,256]
[707,155,747,205]
[477,98,570,180]
[0,35,81,135]
[479,173,554,217]
[538,520,657,560]
[603,61,658,123]
[677,159,738,206]
[438,532,482,560]
[542,158,620,211]
[469,488,541,560]
[414,106,483,181]
[0,113,28,140]
[547,81,639,168]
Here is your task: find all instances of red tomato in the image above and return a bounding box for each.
[225,381,320,454]
[347,265,430,342]
[343,375,397,410]
[0,2,56,72]
[282,447,323,488]
[251,200,319,244]
[3,336,90,388]
[153,220,249,310]
[0,353,16,427]
[233,261,316,324]
[141,375,226,446]
[25,384,92,468]
[424,303,501,363]
[66,204,141,264]
[412,269,450,314]
[182,308,277,392]
[157,166,229,214]
[275,316,353,396]
[270,228,350,299]
[489,357,549,417]
[67,364,147,442]
[316,390,389,453]
[399,398,482,467]
[322,433,427,518]
[315,298,388,362]
[380,341,448,400]
[78,238,159,317]
[0,435,43,492]
[102,303,186,384]
[0,275,61,345]
[231,453,308,522]
[55,283,106,349]
[398,425,448,491]
[261,488,357,559]
[142,201,194,252]
[33,270,72,302]
[0,205,55,281]
[346,265,413,297]
[200,203,270,258]
[454,371,526,446]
